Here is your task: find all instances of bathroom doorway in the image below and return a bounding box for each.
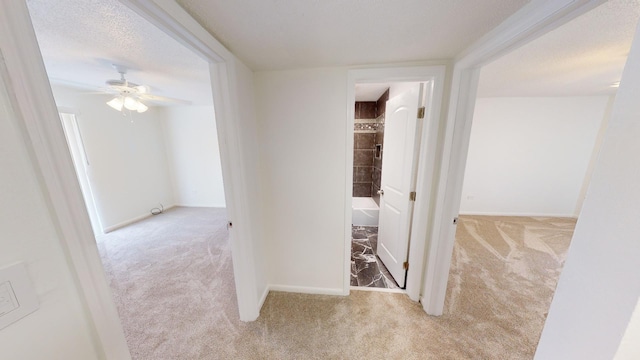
[351,81,428,290]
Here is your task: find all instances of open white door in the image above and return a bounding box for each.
[377,85,421,287]
[60,113,103,235]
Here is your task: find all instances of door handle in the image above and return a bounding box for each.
[377,189,384,195]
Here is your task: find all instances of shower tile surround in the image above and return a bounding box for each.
[351,226,399,289]
[353,90,389,200]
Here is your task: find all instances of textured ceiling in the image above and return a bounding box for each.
[175,0,531,71]
[25,0,638,102]
[27,0,212,105]
[477,0,640,97]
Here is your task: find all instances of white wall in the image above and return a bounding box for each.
[0,70,99,359]
[460,96,609,217]
[535,21,640,359]
[51,85,175,231]
[255,67,348,293]
[160,105,225,207]
[615,298,640,360]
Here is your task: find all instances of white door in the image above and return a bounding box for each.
[377,86,421,287]
[60,112,103,235]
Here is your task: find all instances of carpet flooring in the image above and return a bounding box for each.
[97,208,575,359]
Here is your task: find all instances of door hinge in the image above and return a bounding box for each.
[417,107,425,119]
[409,191,416,201]
[403,261,409,270]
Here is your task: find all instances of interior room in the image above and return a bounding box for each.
[2,0,640,359]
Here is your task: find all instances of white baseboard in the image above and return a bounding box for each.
[350,286,406,294]
[458,211,578,219]
[103,204,176,233]
[174,203,227,208]
[268,284,345,296]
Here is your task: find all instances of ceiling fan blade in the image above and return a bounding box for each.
[84,87,120,95]
[134,85,150,94]
[139,93,191,105]
[108,84,136,94]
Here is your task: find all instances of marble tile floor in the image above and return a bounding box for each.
[351,226,400,289]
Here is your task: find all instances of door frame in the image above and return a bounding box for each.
[420,0,606,315]
[0,0,262,358]
[345,65,447,301]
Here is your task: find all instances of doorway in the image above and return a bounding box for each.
[345,66,447,301]
[351,81,427,290]
[21,0,242,356]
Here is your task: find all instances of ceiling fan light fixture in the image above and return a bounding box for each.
[123,96,139,111]
[106,96,124,111]
[136,101,148,113]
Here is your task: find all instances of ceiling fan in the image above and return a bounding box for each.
[102,64,190,113]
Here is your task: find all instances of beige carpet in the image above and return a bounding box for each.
[98,208,575,359]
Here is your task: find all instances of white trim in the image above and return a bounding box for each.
[458,211,578,218]
[269,285,345,296]
[422,0,607,316]
[173,202,227,208]
[258,286,270,309]
[343,76,355,297]
[350,286,407,294]
[118,0,230,62]
[0,1,130,358]
[346,65,447,304]
[102,205,176,233]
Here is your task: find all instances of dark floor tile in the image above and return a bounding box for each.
[352,230,367,239]
[378,258,399,289]
[369,235,378,254]
[352,239,373,258]
[359,271,387,288]
[350,262,358,286]
[350,225,401,289]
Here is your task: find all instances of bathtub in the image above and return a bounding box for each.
[352,197,379,226]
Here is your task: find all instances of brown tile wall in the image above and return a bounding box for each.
[353,89,389,200]
[353,132,375,197]
[354,102,377,119]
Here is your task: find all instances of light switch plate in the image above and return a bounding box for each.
[0,281,20,316]
[0,262,39,330]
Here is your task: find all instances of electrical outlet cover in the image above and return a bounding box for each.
[0,263,39,330]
